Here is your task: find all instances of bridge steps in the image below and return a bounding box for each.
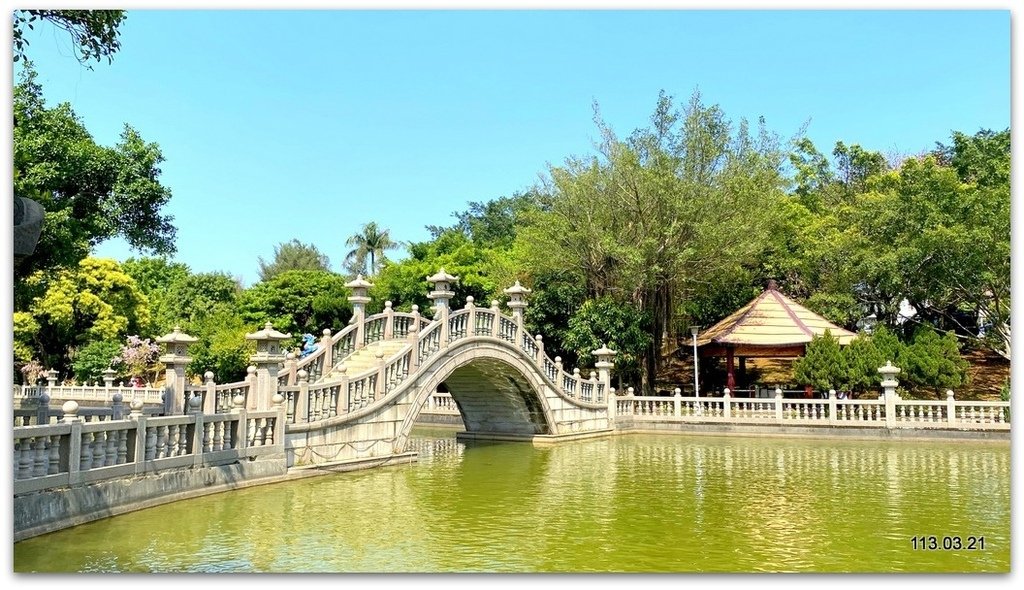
[323,339,411,380]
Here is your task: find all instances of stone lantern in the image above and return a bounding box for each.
[157,326,198,415]
[592,343,617,389]
[878,361,901,400]
[245,322,291,410]
[427,268,459,320]
[504,280,531,331]
[345,273,374,321]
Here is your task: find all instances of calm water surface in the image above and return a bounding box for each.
[14,428,1010,573]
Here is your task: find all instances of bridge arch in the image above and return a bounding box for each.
[394,338,562,452]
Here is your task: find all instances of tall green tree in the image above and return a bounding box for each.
[13,65,176,286]
[344,222,398,277]
[257,239,331,281]
[516,90,788,391]
[13,10,126,67]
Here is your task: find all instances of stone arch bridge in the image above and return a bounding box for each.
[170,269,617,468]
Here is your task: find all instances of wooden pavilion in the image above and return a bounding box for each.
[695,280,856,394]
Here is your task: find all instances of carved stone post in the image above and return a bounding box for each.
[878,361,901,429]
[946,390,957,426]
[345,274,374,349]
[156,327,198,416]
[427,268,458,345]
[774,387,784,422]
[504,280,531,340]
[203,371,217,414]
[383,301,395,339]
[828,389,838,425]
[723,387,732,419]
[319,328,334,371]
[245,322,291,411]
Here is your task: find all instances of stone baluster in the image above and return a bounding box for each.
[723,387,732,419]
[673,387,682,417]
[535,335,545,365]
[156,327,199,415]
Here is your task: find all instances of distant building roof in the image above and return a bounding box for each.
[697,280,857,348]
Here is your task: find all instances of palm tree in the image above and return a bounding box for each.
[344,222,398,276]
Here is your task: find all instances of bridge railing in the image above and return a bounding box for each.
[280,305,432,386]
[612,388,1009,430]
[13,397,286,496]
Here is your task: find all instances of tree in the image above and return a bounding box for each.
[427,191,542,249]
[344,222,398,277]
[793,330,847,392]
[239,270,353,343]
[14,257,150,375]
[370,230,512,314]
[562,296,653,387]
[13,65,176,284]
[70,340,122,384]
[13,10,126,67]
[257,239,331,281]
[122,257,191,335]
[515,90,788,391]
[841,333,885,396]
[161,272,241,332]
[900,326,969,396]
[186,309,254,383]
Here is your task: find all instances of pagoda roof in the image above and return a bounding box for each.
[696,281,857,348]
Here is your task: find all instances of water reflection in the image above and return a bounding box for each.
[14,429,1009,573]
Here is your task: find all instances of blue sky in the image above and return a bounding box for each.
[13,8,1012,286]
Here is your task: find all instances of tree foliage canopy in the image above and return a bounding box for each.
[258,239,331,282]
[13,10,126,67]
[14,65,176,284]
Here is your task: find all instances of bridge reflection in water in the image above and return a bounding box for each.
[13,428,1009,573]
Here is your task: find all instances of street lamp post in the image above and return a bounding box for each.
[689,326,700,399]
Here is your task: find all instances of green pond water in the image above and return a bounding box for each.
[13,428,1010,573]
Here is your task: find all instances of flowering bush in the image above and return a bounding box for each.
[112,335,161,382]
[19,359,44,385]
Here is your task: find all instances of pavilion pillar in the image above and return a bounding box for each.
[726,347,736,391]
[738,357,747,394]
